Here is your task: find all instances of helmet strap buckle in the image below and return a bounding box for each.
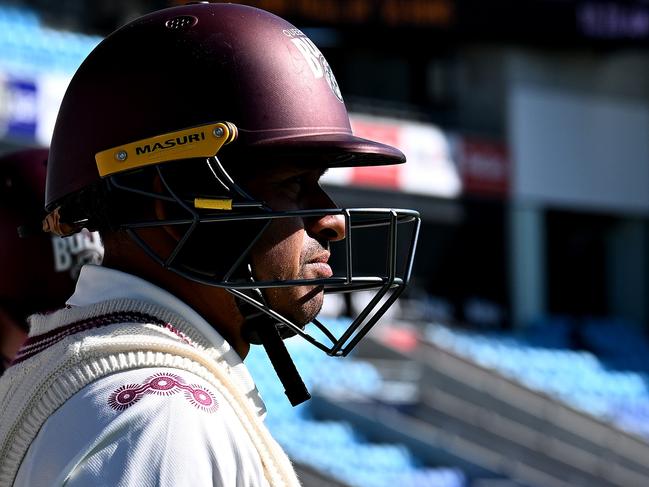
[249,315,311,407]
[237,275,311,406]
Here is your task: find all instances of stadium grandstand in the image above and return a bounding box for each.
[0,4,99,75]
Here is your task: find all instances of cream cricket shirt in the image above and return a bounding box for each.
[4,266,297,487]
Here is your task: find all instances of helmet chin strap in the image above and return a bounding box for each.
[236,269,311,406]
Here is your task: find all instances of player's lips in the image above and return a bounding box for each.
[305,252,333,278]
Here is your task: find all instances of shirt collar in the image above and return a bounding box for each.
[67,264,267,418]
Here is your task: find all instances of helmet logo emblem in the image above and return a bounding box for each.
[165,15,198,31]
[284,29,344,103]
[322,61,343,104]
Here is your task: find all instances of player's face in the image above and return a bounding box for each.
[243,164,345,325]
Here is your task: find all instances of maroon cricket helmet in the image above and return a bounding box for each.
[46,2,405,210]
[0,149,99,316]
[43,4,420,407]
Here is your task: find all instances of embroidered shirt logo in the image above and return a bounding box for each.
[108,373,219,413]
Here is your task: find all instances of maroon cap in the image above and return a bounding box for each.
[0,149,102,314]
[47,3,405,210]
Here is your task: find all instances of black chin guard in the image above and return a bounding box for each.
[240,293,311,406]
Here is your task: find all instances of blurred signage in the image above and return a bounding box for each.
[454,137,510,197]
[322,114,462,198]
[348,119,401,189]
[0,71,69,145]
[35,74,70,145]
[0,76,38,140]
[323,114,511,199]
[200,0,454,27]
[577,2,649,39]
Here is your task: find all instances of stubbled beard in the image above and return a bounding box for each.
[295,285,325,325]
[267,285,324,340]
[264,283,324,328]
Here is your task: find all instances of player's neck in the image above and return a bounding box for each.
[101,232,250,358]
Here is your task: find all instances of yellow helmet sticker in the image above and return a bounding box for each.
[194,198,233,210]
[95,122,237,177]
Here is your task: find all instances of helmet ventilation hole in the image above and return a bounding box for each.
[165,15,198,30]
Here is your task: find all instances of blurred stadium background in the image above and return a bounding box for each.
[1,0,649,486]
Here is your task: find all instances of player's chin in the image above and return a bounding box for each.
[292,285,325,325]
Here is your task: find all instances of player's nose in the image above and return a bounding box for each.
[310,214,345,242]
[305,188,346,242]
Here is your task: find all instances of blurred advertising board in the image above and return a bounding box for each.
[322,114,462,198]
[0,74,38,141]
[577,2,649,40]
[323,113,510,199]
[35,74,70,146]
[0,71,68,146]
[453,136,510,197]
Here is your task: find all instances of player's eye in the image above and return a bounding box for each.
[280,175,305,196]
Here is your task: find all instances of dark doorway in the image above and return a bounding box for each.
[546,209,614,317]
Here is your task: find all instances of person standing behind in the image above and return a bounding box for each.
[0,148,103,373]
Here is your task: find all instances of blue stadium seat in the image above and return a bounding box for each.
[425,323,649,439]
[247,320,466,487]
[0,5,101,76]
